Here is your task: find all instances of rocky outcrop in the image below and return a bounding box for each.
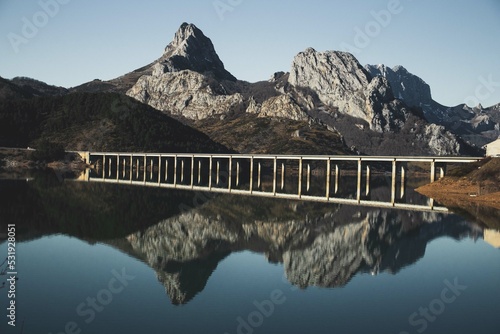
[127,68,244,119]
[126,23,244,119]
[159,22,236,81]
[366,64,499,148]
[289,49,371,121]
[417,124,462,155]
[365,64,433,111]
[80,22,487,154]
[246,94,309,121]
[288,49,415,132]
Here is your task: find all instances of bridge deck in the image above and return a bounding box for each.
[80,152,483,213]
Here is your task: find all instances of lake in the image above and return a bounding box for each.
[0,170,499,334]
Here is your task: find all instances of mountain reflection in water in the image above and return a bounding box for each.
[120,197,482,305]
[0,171,490,307]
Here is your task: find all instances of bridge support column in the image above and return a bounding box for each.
[281,163,286,191]
[158,156,162,185]
[391,159,397,205]
[335,164,339,195]
[326,159,331,199]
[400,164,407,199]
[257,162,262,190]
[198,160,202,185]
[306,164,311,193]
[430,160,436,183]
[298,158,303,198]
[236,161,240,187]
[150,158,154,180]
[249,157,254,193]
[174,156,177,187]
[366,164,371,196]
[116,155,120,181]
[102,155,106,179]
[273,157,277,195]
[130,156,133,181]
[228,156,233,191]
[209,156,213,190]
[191,156,195,188]
[216,160,220,185]
[357,158,362,203]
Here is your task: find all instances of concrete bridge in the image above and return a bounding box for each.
[79,152,482,212]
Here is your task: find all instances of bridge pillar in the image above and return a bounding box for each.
[257,162,262,190]
[130,156,133,181]
[357,158,362,203]
[307,163,311,193]
[366,164,371,196]
[273,157,277,195]
[298,158,303,198]
[400,163,407,199]
[174,156,177,186]
[391,159,397,205]
[335,164,339,195]
[430,160,436,183]
[326,159,331,199]
[216,160,220,185]
[228,157,233,191]
[281,162,285,191]
[249,157,254,193]
[158,156,162,185]
[198,160,202,185]
[102,155,106,179]
[191,156,195,188]
[236,161,240,187]
[209,156,213,190]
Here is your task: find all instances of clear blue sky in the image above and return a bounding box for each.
[1,0,499,107]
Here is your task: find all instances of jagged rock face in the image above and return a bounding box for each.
[127,68,244,119]
[160,23,236,81]
[126,23,244,119]
[365,76,412,132]
[417,124,461,155]
[246,94,310,121]
[366,64,498,149]
[288,49,415,132]
[365,65,433,109]
[289,49,371,121]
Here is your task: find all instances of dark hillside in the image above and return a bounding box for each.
[0,92,229,153]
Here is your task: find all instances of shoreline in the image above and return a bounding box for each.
[0,148,87,174]
[416,158,500,218]
[416,178,500,210]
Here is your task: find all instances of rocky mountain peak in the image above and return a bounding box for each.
[159,22,236,81]
[365,64,433,109]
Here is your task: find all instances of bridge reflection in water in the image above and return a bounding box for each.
[82,152,482,212]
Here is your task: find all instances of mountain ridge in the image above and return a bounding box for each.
[3,22,492,156]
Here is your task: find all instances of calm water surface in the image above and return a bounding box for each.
[0,172,499,334]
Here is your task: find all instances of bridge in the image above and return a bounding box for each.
[78,152,482,212]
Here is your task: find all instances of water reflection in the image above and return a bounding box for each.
[118,196,483,304]
[0,171,495,308]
